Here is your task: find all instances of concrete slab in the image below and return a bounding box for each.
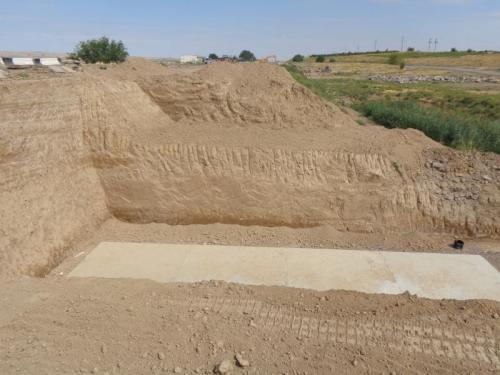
[69,242,500,301]
[40,58,61,66]
[12,58,34,66]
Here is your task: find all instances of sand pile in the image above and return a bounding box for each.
[0,61,499,276]
[139,62,350,129]
[81,57,173,79]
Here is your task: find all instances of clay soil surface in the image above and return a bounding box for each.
[1,275,500,375]
[1,58,499,374]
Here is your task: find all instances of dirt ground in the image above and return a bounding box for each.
[3,218,494,374]
[1,58,499,374]
[0,275,499,375]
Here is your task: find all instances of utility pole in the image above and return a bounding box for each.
[401,36,405,52]
[374,40,378,52]
[428,38,433,52]
[434,38,438,52]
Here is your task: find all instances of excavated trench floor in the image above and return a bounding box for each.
[69,242,500,301]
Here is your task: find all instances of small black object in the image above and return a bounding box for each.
[453,240,464,250]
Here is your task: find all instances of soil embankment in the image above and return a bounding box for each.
[1,59,499,276]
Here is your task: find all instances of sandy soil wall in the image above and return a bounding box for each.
[0,79,109,276]
[89,135,499,236]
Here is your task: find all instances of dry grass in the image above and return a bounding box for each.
[307,52,500,69]
[299,62,455,78]
[406,54,500,68]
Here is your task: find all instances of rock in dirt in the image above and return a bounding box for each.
[215,359,234,374]
[235,353,250,367]
[431,161,448,172]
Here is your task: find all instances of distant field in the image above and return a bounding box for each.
[307,51,500,68]
[286,64,500,153]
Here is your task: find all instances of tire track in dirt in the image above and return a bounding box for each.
[177,297,499,368]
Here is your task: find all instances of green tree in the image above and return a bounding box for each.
[239,50,256,61]
[208,53,218,59]
[292,54,305,62]
[407,47,415,52]
[451,48,458,53]
[71,36,128,63]
[315,55,325,63]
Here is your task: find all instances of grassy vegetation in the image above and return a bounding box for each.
[286,64,500,118]
[285,64,500,154]
[355,101,500,153]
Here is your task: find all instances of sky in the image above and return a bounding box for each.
[0,0,499,59]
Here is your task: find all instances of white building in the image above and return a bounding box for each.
[264,55,278,64]
[180,55,202,64]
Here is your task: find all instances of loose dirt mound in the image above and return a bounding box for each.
[81,57,174,79]
[140,62,344,128]
[0,61,499,276]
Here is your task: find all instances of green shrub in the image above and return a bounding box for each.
[316,55,325,63]
[399,61,406,70]
[329,57,336,63]
[355,100,500,153]
[71,36,128,64]
[292,54,305,62]
[388,53,404,66]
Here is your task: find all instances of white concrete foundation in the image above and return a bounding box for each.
[69,242,500,301]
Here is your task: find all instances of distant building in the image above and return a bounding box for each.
[180,55,203,64]
[0,56,62,68]
[262,55,278,64]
